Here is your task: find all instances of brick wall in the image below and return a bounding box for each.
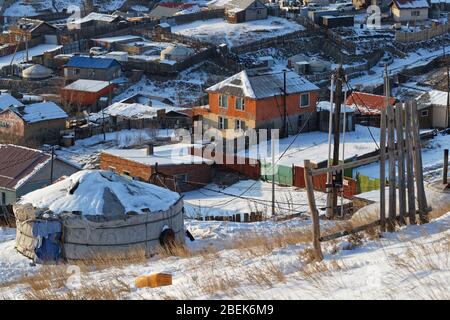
[100,152,212,192]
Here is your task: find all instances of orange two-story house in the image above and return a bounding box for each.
[203,69,320,134]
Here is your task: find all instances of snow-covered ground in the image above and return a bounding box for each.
[1,210,449,299]
[171,17,305,47]
[3,0,126,16]
[183,179,346,219]
[238,125,380,167]
[354,132,450,179]
[350,44,450,90]
[55,128,175,169]
[0,44,62,68]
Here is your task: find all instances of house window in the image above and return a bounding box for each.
[74,68,80,75]
[235,119,245,131]
[421,110,429,117]
[1,192,5,205]
[411,11,420,17]
[257,9,262,14]
[235,97,245,110]
[89,69,96,77]
[219,94,228,108]
[300,93,310,107]
[218,116,228,129]
[122,170,131,178]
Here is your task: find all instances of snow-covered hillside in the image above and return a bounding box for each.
[2,0,126,17]
[1,207,448,299]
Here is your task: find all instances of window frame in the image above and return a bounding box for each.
[218,116,227,129]
[300,93,310,108]
[421,109,429,117]
[235,97,245,111]
[219,94,228,109]
[235,119,245,131]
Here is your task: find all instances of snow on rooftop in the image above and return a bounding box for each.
[206,69,318,99]
[317,101,355,113]
[422,90,448,106]
[93,35,142,43]
[63,79,111,92]
[0,93,24,110]
[20,101,68,123]
[0,44,62,68]
[90,102,162,121]
[104,144,213,167]
[19,170,180,215]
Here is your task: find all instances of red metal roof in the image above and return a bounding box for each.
[0,144,50,190]
[346,92,396,115]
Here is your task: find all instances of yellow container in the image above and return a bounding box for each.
[135,273,172,288]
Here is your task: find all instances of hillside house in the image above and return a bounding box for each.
[100,144,213,192]
[0,102,68,147]
[317,101,355,133]
[60,79,115,113]
[148,3,195,19]
[346,91,396,127]
[0,144,79,205]
[6,18,59,44]
[203,69,319,135]
[67,12,127,30]
[225,0,268,23]
[160,44,195,62]
[416,90,450,129]
[64,56,122,82]
[389,0,430,23]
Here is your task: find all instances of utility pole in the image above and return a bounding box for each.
[50,147,55,184]
[331,65,344,217]
[445,45,450,128]
[380,65,388,232]
[271,139,276,218]
[326,75,334,218]
[282,70,287,138]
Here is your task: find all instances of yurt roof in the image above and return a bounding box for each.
[19,170,180,216]
[22,64,53,79]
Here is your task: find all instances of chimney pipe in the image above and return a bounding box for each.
[146,143,154,156]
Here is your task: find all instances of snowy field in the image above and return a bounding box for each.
[3,0,126,16]
[55,128,175,169]
[0,210,449,299]
[0,44,62,68]
[171,17,305,47]
[354,132,450,179]
[183,179,349,219]
[350,44,450,90]
[239,125,380,167]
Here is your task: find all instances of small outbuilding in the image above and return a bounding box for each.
[14,170,185,262]
[160,44,195,62]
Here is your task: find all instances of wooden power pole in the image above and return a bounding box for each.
[329,65,344,218]
[395,103,406,225]
[304,160,323,261]
[380,66,388,232]
[387,103,396,232]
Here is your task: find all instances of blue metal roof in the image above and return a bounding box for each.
[65,56,120,69]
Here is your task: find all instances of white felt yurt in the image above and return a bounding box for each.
[14,170,185,262]
[22,64,53,80]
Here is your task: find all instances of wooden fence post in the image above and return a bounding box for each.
[395,103,406,225]
[405,102,416,224]
[304,160,323,261]
[379,107,387,232]
[444,149,449,185]
[410,101,429,223]
[387,104,397,231]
